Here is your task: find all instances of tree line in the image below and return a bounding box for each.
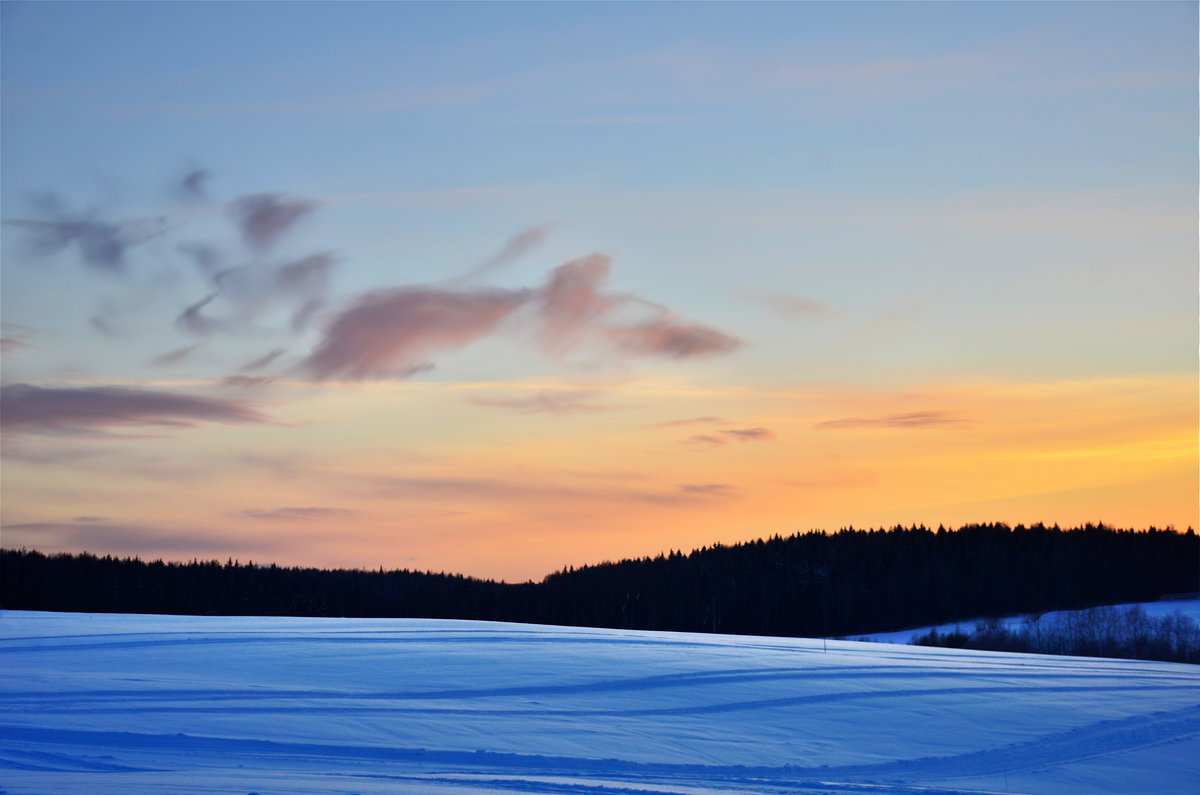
[2,523,1195,640]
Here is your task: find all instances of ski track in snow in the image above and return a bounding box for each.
[1,610,1197,794]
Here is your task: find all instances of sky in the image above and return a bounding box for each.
[1,1,1196,583]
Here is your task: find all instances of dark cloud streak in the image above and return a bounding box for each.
[180,169,210,199]
[814,411,967,430]
[1,383,268,435]
[148,341,206,368]
[652,416,726,428]
[235,507,358,521]
[608,319,742,359]
[238,348,287,372]
[230,193,315,252]
[722,427,775,441]
[5,215,168,274]
[176,294,224,335]
[470,390,612,415]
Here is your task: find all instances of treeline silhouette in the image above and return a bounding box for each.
[2,523,1195,640]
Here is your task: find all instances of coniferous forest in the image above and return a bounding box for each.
[2,523,1195,640]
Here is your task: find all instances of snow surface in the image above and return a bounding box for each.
[1,610,1198,794]
[851,598,1200,645]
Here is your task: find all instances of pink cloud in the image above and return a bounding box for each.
[294,238,742,380]
[301,286,530,381]
[537,254,621,355]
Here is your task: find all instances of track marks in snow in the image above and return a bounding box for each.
[3,612,1199,794]
[6,683,1196,721]
[6,707,1199,792]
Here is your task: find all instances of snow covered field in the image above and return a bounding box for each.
[2,610,1198,794]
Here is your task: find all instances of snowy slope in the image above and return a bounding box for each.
[1,610,1197,794]
[852,597,1200,645]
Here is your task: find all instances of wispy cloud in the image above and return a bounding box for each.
[470,389,613,415]
[683,426,775,446]
[5,215,168,274]
[176,294,224,335]
[235,507,358,522]
[182,252,337,336]
[364,473,728,508]
[238,348,287,373]
[678,483,737,497]
[4,190,169,274]
[149,342,206,368]
[1,520,269,555]
[652,416,727,429]
[607,319,742,359]
[0,322,37,355]
[0,337,34,355]
[178,241,223,276]
[221,375,277,389]
[814,411,968,430]
[744,289,833,319]
[179,169,210,200]
[458,224,550,282]
[1,383,268,436]
[533,114,714,126]
[229,193,315,252]
[721,427,775,441]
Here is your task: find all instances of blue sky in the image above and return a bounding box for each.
[2,2,1196,580]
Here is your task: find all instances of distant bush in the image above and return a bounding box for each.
[957,605,1200,664]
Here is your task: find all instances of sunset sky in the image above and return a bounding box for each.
[2,2,1196,582]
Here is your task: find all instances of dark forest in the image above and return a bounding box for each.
[3,523,1195,640]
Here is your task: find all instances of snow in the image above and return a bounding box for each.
[851,597,1200,645]
[1,610,1198,794]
